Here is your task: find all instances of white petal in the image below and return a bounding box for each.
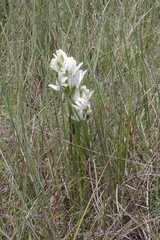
[50,59,57,71]
[58,76,68,84]
[76,98,88,109]
[68,71,80,89]
[48,84,60,91]
[71,88,80,101]
[72,104,81,111]
[56,49,67,62]
[89,90,94,98]
[65,57,77,74]
[77,62,83,70]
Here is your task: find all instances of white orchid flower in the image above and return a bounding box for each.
[73,97,92,114]
[50,49,68,72]
[80,85,94,103]
[49,49,94,121]
[71,85,94,121]
[68,70,87,90]
[64,57,83,76]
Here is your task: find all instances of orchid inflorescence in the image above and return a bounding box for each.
[49,49,94,121]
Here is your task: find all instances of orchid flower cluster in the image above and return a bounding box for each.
[49,49,94,121]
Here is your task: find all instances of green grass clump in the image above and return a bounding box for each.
[1,0,159,239]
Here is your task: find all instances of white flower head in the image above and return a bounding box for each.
[80,85,94,103]
[48,49,93,120]
[68,70,87,90]
[50,49,68,72]
[64,57,83,76]
[71,85,94,121]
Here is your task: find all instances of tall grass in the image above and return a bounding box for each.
[1,0,160,239]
